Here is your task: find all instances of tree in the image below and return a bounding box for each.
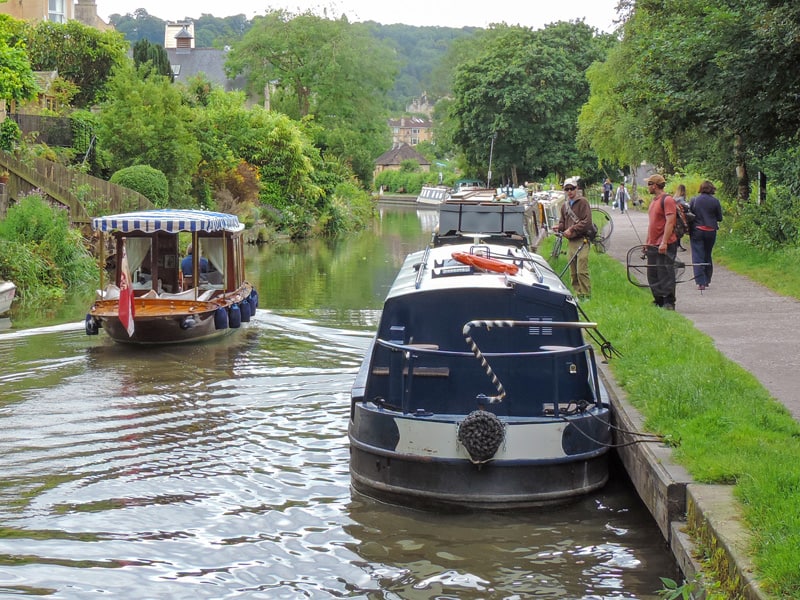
[98,64,201,205]
[225,10,397,182]
[0,16,36,107]
[132,39,173,81]
[450,22,609,186]
[25,20,128,107]
[107,9,165,46]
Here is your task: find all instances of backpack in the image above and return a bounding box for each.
[661,195,694,239]
[587,221,599,241]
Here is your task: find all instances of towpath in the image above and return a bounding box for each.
[600,206,800,419]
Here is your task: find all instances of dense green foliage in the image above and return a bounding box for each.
[0,118,21,152]
[450,22,611,187]
[225,10,396,183]
[23,20,128,107]
[98,64,201,205]
[0,193,94,305]
[110,165,169,206]
[0,15,36,106]
[580,0,800,213]
[132,39,173,80]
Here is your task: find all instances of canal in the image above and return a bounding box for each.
[0,204,679,598]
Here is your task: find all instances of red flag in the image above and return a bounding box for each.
[119,245,135,337]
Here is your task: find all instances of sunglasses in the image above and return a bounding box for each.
[564,186,576,191]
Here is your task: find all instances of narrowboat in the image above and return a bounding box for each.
[349,198,612,509]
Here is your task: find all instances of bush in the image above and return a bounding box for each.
[0,193,95,305]
[0,118,21,152]
[110,164,169,207]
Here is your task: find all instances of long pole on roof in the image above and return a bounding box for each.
[487,133,497,187]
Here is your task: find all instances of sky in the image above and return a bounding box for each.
[99,0,621,33]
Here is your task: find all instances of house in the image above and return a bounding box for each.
[373,143,431,181]
[0,0,109,29]
[164,24,249,96]
[388,117,433,147]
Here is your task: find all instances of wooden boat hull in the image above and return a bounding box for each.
[88,287,254,345]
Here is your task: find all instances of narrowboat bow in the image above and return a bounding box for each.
[349,198,612,509]
[86,209,257,345]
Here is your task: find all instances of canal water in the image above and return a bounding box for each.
[0,204,679,598]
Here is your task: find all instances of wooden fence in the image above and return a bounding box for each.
[0,150,154,224]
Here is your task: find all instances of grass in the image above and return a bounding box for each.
[544,236,800,598]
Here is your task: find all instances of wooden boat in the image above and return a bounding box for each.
[349,198,612,509]
[85,209,257,345]
[0,280,16,315]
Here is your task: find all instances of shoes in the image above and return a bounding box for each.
[698,284,706,291]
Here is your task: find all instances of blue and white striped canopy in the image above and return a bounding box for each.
[92,209,244,234]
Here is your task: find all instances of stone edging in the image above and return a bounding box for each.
[597,362,768,599]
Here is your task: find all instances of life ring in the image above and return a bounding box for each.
[452,252,519,275]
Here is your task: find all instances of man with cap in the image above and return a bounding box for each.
[553,177,592,300]
[644,173,677,310]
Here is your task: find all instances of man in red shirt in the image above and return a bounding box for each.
[644,174,678,310]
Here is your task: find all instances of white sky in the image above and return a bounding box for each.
[98,0,621,32]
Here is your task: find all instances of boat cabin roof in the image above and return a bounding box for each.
[92,209,244,235]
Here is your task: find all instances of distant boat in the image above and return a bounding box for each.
[0,280,16,315]
[85,209,257,345]
[349,197,612,510]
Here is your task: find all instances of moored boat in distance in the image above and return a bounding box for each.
[0,280,16,315]
[86,209,257,345]
[349,198,612,509]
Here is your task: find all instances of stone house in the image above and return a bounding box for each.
[373,143,431,181]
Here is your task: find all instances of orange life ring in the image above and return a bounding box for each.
[452,252,519,275]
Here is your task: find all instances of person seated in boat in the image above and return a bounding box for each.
[181,244,209,278]
[181,244,209,290]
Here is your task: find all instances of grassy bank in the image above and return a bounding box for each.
[544,236,800,598]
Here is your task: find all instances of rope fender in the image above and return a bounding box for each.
[458,409,505,463]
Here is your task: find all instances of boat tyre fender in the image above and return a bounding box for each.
[451,252,519,275]
[240,299,251,323]
[229,303,241,328]
[214,306,229,330]
[458,409,505,463]
[85,313,100,335]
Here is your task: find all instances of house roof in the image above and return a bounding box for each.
[166,48,247,93]
[375,143,431,167]
[388,117,432,128]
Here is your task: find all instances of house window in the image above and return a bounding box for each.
[49,0,66,23]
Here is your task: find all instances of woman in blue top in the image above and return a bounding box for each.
[688,181,724,290]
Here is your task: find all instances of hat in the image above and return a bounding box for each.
[645,174,666,186]
[562,177,580,189]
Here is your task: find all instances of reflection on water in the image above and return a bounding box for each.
[0,205,678,598]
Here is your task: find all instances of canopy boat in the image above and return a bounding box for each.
[85,209,257,345]
[349,198,612,509]
[0,280,16,315]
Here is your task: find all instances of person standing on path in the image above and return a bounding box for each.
[689,180,723,290]
[673,184,690,252]
[614,182,630,213]
[644,174,678,310]
[553,177,593,300]
[602,178,613,205]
